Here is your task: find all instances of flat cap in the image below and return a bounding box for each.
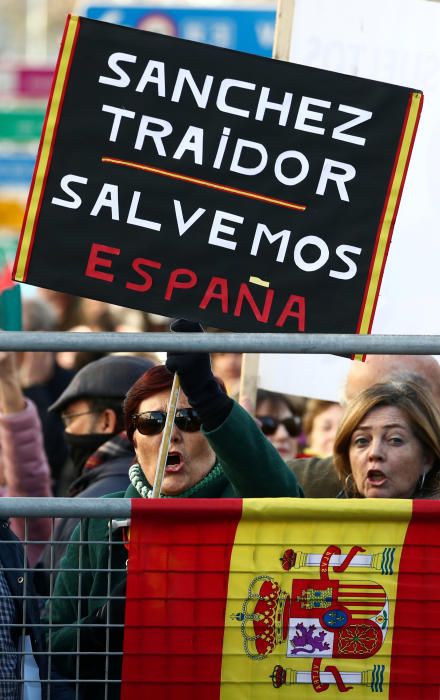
[49,355,154,413]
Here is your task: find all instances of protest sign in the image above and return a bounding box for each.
[13,15,422,333]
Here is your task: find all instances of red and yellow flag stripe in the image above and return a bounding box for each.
[122,498,440,699]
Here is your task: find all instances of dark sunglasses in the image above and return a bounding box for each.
[132,408,202,436]
[256,415,301,438]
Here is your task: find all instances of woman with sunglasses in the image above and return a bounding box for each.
[125,370,303,499]
[255,389,302,461]
[134,371,304,502]
[122,321,304,500]
[48,320,303,700]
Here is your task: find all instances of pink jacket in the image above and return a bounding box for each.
[0,399,52,565]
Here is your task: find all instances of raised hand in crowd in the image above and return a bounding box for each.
[18,349,55,389]
[0,350,52,566]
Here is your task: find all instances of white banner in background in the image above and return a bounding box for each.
[259,0,440,400]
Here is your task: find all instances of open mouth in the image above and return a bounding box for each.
[366,469,386,485]
[165,451,183,473]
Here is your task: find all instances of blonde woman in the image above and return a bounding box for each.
[333,381,440,499]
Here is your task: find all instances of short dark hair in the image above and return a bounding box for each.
[256,389,298,417]
[124,364,226,442]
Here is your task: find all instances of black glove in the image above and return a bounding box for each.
[166,319,233,430]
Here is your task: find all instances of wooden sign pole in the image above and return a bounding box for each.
[152,372,180,497]
[272,0,296,61]
[238,352,260,416]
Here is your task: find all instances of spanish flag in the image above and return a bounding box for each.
[122,499,440,698]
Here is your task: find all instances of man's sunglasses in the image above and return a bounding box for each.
[132,408,202,436]
[256,415,302,438]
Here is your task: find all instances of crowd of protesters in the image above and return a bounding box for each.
[1,289,440,698]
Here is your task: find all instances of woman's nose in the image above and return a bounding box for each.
[367,437,384,460]
[170,422,183,441]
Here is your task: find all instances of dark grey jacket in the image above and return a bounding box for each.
[0,519,47,697]
[36,447,133,597]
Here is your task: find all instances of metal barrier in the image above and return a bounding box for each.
[0,498,131,700]
[0,331,439,354]
[0,335,439,698]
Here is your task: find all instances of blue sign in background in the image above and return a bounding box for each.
[0,153,35,186]
[83,6,276,56]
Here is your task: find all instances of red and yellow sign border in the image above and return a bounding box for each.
[354,90,423,359]
[13,14,80,283]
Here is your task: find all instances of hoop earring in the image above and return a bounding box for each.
[344,473,357,497]
[419,469,426,493]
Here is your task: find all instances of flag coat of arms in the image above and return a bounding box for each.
[121,498,440,698]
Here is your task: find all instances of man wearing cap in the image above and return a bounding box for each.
[36,354,154,588]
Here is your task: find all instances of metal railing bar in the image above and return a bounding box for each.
[0,331,438,354]
[0,497,131,517]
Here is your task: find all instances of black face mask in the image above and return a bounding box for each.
[64,432,110,477]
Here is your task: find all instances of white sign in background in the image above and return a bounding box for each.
[259,0,440,400]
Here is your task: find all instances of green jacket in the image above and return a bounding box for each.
[47,402,302,683]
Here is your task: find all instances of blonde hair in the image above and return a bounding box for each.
[333,381,440,497]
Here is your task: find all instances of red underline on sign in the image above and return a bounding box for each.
[101,157,307,212]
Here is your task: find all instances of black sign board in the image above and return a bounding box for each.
[14,15,422,333]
